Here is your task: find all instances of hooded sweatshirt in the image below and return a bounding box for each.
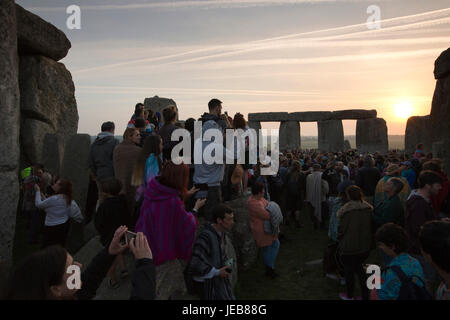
[135,177,198,266]
[405,189,435,255]
[89,132,119,181]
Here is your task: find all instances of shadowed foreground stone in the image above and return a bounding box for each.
[16,4,71,61]
[431,47,450,144]
[405,116,432,156]
[356,118,388,153]
[0,0,20,284]
[318,120,344,152]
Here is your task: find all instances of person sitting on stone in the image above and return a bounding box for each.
[184,204,236,300]
[6,226,155,300]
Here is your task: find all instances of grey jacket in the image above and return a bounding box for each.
[264,201,283,235]
[89,132,120,182]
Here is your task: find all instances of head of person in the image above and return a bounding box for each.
[123,128,141,145]
[101,121,115,134]
[7,245,82,300]
[418,170,443,196]
[251,181,265,198]
[131,135,163,187]
[134,117,146,130]
[336,161,344,172]
[135,103,144,115]
[32,164,44,178]
[100,178,122,197]
[313,163,321,172]
[162,106,177,124]
[208,98,222,116]
[416,143,424,151]
[211,204,234,232]
[52,178,73,207]
[363,155,374,167]
[338,180,354,201]
[158,161,190,200]
[375,223,409,258]
[291,160,301,173]
[422,160,441,173]
[385,177,404,197]
[232,113,246,130]
[420,220,450,274]
[345,185,364,202]
[385,164,400,177]
[185,118,195,133]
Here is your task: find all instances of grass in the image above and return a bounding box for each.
[235,205,383,300]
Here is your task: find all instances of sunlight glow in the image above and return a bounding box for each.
[394,101,414,119]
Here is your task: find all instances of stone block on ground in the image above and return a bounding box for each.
[16,4,71,61]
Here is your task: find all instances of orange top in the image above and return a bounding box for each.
[247,196,278,247]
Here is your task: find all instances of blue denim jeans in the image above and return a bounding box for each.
[262,239,280,269]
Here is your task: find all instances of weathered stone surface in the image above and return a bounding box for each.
[430,74,450,144]
[61,134,91,254]
[248,112,289,122]
[0,0,20,282]
[432,140,450,177]
[434,47,450,80]
[279,121,300,151]
[289,111,333,122]
[356,118,388,153]
[344,140,351,150]
[19,55,78,171]
[226,196,258,271]
[405,116,432,156]
[318,120,344,152]
[16,4,71,61]
[247,121,262,131]
[144,96,178,121]
[42,133,63,176]
[331,109,377,120]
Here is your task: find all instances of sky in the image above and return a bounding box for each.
[17,0,450,136]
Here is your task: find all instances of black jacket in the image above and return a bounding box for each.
[95,195,130,246]
[75,248,156,300]
[89,133,119,181]
[356,166,381,197]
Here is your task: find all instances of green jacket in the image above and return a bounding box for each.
[337,200,373,255]
[373,194,405,230]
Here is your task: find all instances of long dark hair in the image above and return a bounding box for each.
[57,179,73,207]
[131,135,162,186]
[7,245,68,300]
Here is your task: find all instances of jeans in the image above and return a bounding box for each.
[262,239,280,269]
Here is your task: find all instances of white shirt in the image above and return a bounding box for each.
[35,191,84,226]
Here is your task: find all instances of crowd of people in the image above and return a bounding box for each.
[7,99,450,300]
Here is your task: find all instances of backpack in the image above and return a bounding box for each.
[388,265,433,300]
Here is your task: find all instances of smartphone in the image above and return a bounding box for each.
[121,231,137,245]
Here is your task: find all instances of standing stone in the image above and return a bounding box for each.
[0,0,20,281]
[279,121,300,151]
[356,118,388,153]
[344,140,352,150]
[19,55,78,173]
[431,48,450,144]
[405,116,432,156]
[318,120,344,152]
[144,96,178,121]
[61,134,91,254]
[432,140,450,177]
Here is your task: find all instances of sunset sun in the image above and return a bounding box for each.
[394,101,413,119]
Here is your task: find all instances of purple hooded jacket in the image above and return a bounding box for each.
[135,177,198,266]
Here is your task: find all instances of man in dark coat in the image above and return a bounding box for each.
[356,155,381,205]
[185,204,235,300]
[89,121,120,204]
